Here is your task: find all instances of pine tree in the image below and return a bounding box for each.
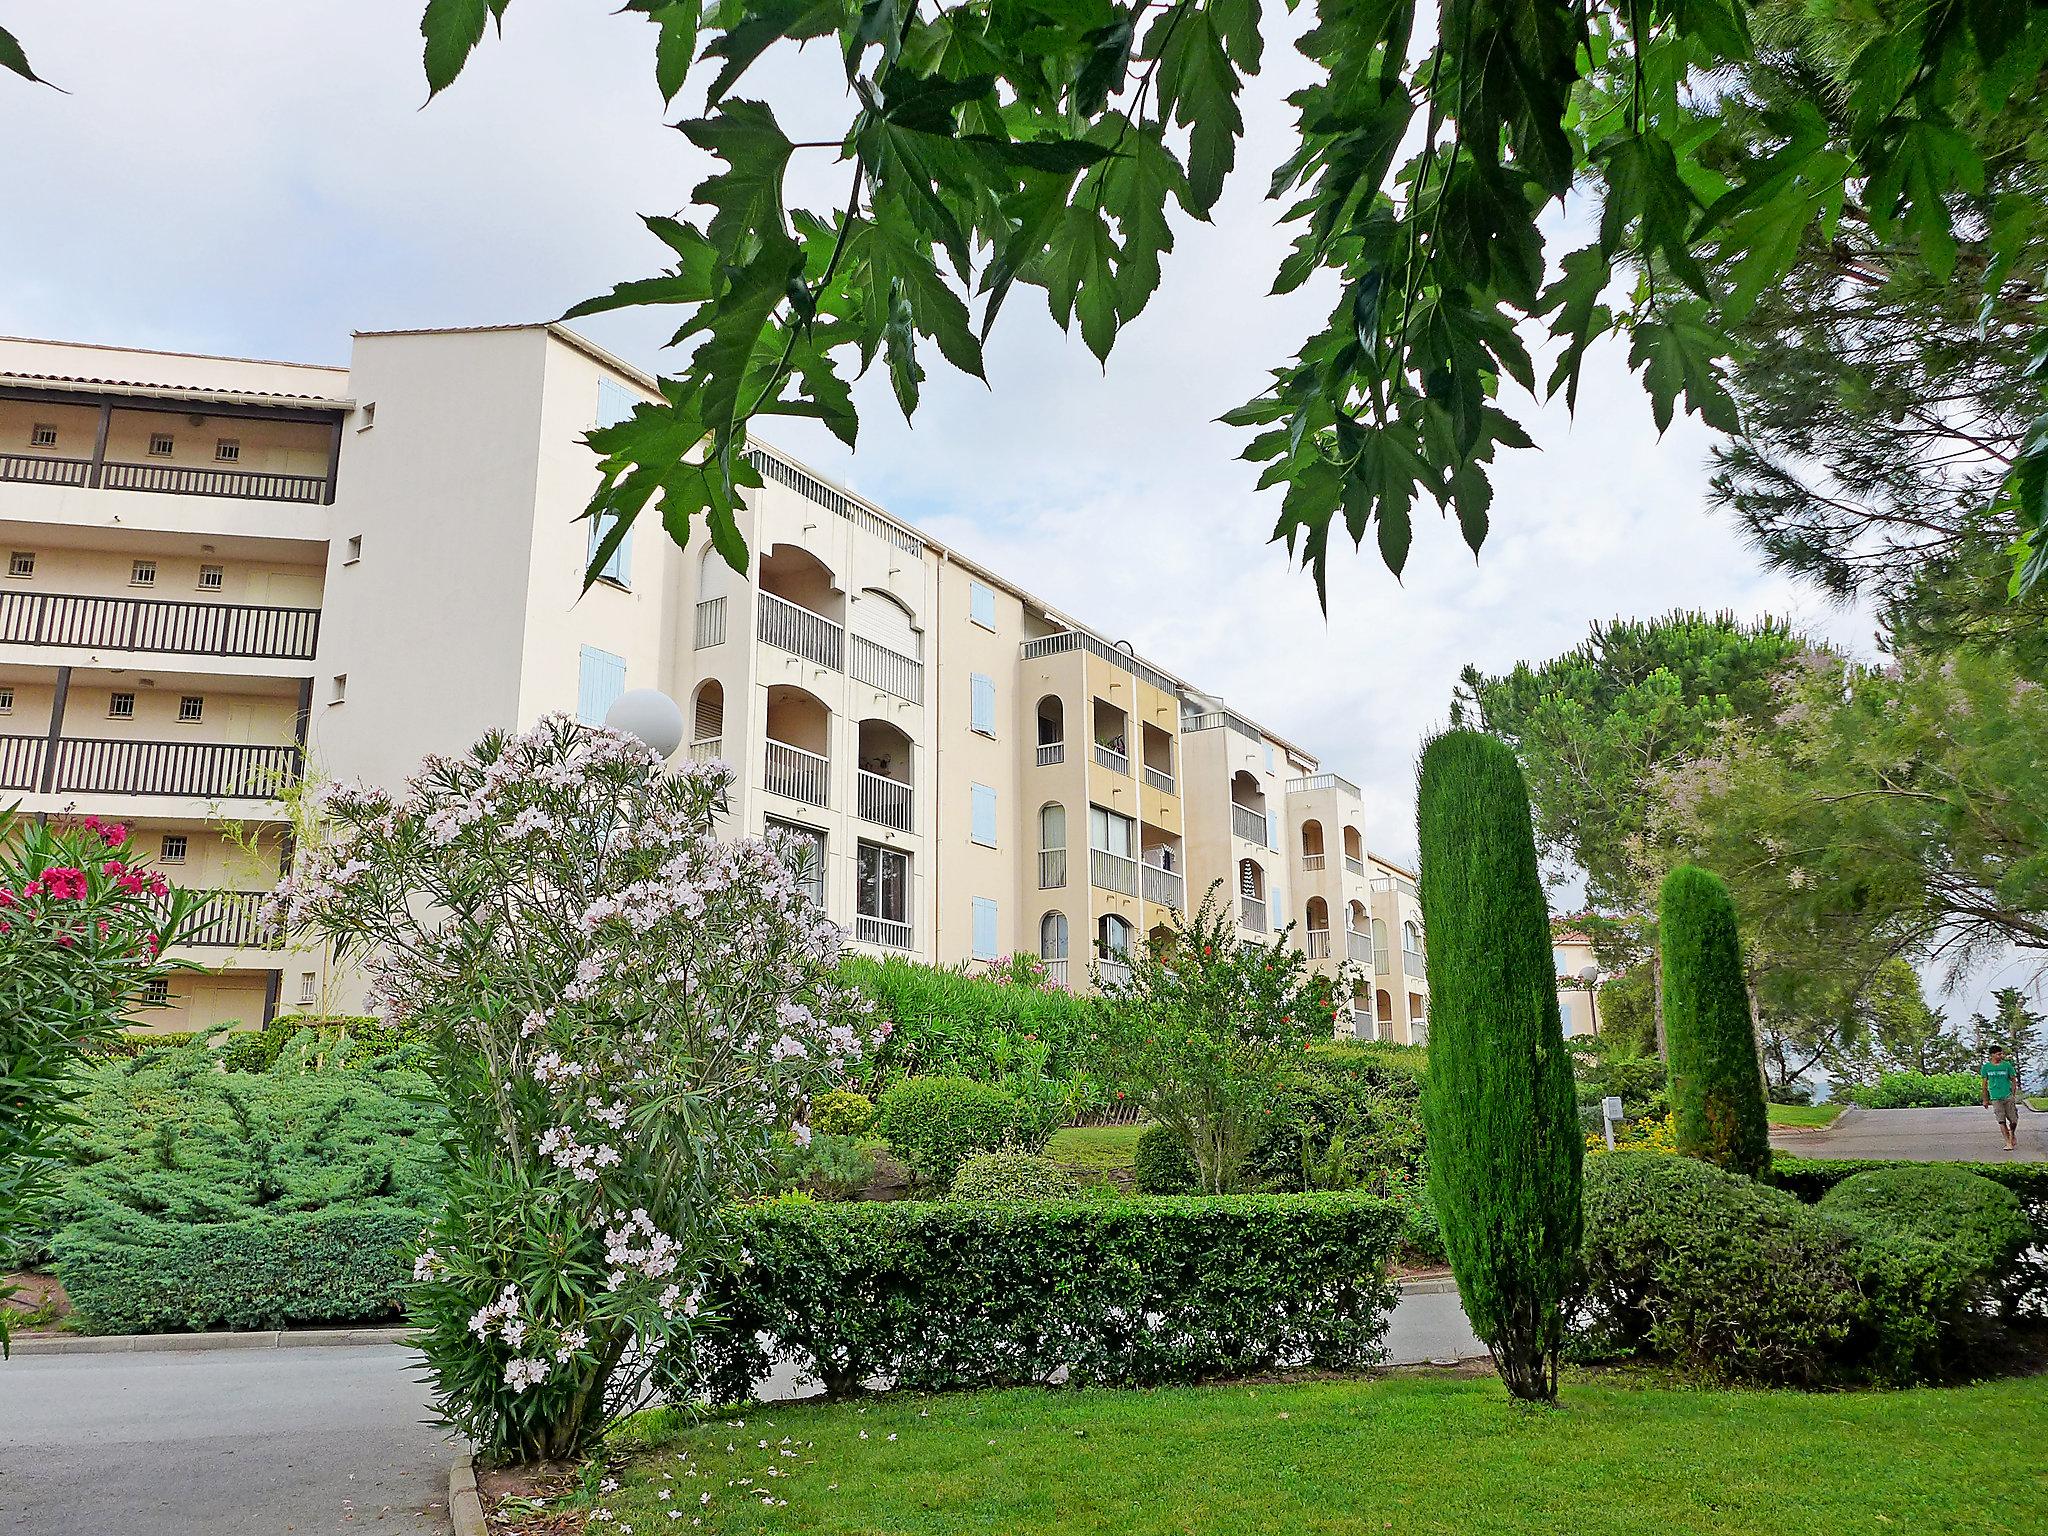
[1416,730,1582,1403]
[1659,865,1772,1179]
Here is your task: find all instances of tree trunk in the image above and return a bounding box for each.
[1651,953,1666,1058]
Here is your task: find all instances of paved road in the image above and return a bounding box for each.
[0,1344,456,1535]
[1770,1103,2047,1162]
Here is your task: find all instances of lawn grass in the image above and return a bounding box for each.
[576,1372,2048,1536]
[1044,1123,1148,1172]
[2029,1097,2048,1113]
[1765,1102,1846,1128]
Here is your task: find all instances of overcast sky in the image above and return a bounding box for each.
[3,7,1882,874]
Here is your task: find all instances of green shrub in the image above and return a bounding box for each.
[1386,1172,1445,1263]
[684,1192,1403,1399]
[777,1132,877,1200]
[811,1089,875,1137]
[1245,1056,1426,1194]
[1414,729,1582,1401]
[949,1151,1079,1202]
[1839,1071,1984,1109]
[1822,1164,2034,1319]
[872,1076,1031,1188]
[1133,1123,1199,1194]
[1659,865,1771,1178]
[840,955,1101,1085]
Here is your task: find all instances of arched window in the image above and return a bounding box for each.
[1098,912,1134,958]
[1036,695,1064,747]
[691,681,724,757]
[1300,819,1325,867]
[1305,897,1329,930]
[1238,858,1264,900]
[1039,910,1069,960]
[1037,801,1068,888]
[1403,920,1423,957]
[1376,988,1393,1024]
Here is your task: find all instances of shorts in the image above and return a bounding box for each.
[1992,1097,2019,1129]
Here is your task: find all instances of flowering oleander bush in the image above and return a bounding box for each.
[270,715,877,1460]
[0,809,195,1350]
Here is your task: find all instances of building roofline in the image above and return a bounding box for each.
[0,334,347,374]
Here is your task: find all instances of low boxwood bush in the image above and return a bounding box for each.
[1133,1123,1199,1194]
[1839,1071,1983,1109]
[810,1089,875,1137]
[1820,1165,2033,1281]
[949,1151,1078,1202]
[871,1075,1035,1189]
[686,1192,1402,1399]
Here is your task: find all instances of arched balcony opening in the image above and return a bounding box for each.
[1301,819,1326,871]
[1304,896,1331,959]
[1035,695,1065,765]
[1402,919,1425,978]
[855,717,913,831]
[1237,857,1266,933]
[1342,824,1365,875]
[1037,801,1068,890]
[1376,987,1394,1025]
[763,684,830,806]
[1039,910,1070,989]
[1350,983,1374,1040]
[1231,769,1268,846]
[1345,899,1371,963]
[689,680,724,764]
[757,543,844,668]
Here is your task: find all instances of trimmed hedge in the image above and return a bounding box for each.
[840,955,1101,1084]
[949,1151,1079,1202]
[1133,1123,1199,1194]
[1838,1071,1984,1109]
[871,1075,1037,1188]
[686,1193,1403,1400]
[1659,865,1771,1177]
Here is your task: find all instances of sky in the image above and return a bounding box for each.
[1,6,1898,911]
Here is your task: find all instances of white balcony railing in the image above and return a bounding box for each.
[856,914,914,950]
[1094,957,1133,989]
[1371,873,1419,899]
[1141,862,1184,909]
[1303,852,1326,871]
[1345,854,1367,876]
[694,596,727,649]
[1403,949,1426,979]
[1375,942,1391,973]
[757,590,844,669]
[1143,764,1174,794]
[1038,848,1068,889]
[1347,930,1371,964]
[1090,848,1138,896]
[1042,956,1070,989]
[689,736,723,765]
[856,770,914,831]
[763,738,829,806]
[1306,930,1331,960]
[1093,742,1129,776]
[1231,804,1268,845]
[850,634,923,704]
[1350,1010,1377,1041]
[1240,896,1267,933]
[1035,741,1064,766]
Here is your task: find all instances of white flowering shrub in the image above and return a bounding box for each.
[272,715,873,1460]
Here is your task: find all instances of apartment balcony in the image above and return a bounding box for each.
[1095,957,1133,989]
[0,734,46,791]
[689,735,723,765]
[762,738,829,807]
[1142,763,1174,794]
[1092,740,1129,776]
[1042,956,1069,989]
[1038,848,1068,890]
[184,890,283,949]
[1374,942,1391,973]
[1090,848,1138,897]
[1035,740,1064,766]
[758,591,843,670]
[856,769,913,832]
[1240,896,1267,933]
[1140,861,1184,909]
[856,914,914,950]
[1347,929,1371,964]
[0,590,320,662]
[29,738,300,799]
[1345,854,1366,876]
[1306,929,1331,960]
[1403,949,1426,980]
[0,452,329,505]
[1371,873,1419,899]
[1231,804,1268,845]
[1303,852,1326,872]
[1350,1009,1376,1040]
[694,596,727,649]
[850,634,923,704]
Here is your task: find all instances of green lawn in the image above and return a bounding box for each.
[1044,1123,1148,1172]
[1766,1102,1846,1128]
[2029,1097,2048,1113]
[573,1372,2048,1536]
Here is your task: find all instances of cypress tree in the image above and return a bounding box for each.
[1659,864,1772,1178]
[1416,730,1582,1402]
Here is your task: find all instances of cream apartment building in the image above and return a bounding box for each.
[0,324,1428,1042]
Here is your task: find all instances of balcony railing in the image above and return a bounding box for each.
[0,734,47,791]
[1094,957,1133,989]
[1371,873,1419,899]
[1240,896,1267,933]
[1141,862,1184,909]
[1092,741,1129,776]
[1375,942,1390,973]
[1035,740,1064,766]
[50,738,298,799]
[1287,771,1362,798]
[1042,956,1069,989]
[1306,930,1331,960]
[184,890,282,949]
[1019,628,1181,698]
[0,590,320,661]
[694,596,727,649]
[1038,848,1068,889]
[1403,949,1426,979]
[1347,930,1371,964]
[689,736,723,765]
[1345,854,1367,876]
[1143,763,1174,794]
[1350,1010,1377,1041]
[856,769,914,832]
[850,635,923,704]
[1303,852,1326,871]
[856,913,914,950]
[99,460,328,504]
[0,453,91,487]
[762,738,829,806]
[1090,848,1138,896]
[1231,804,1268,845]
[757,590,844,669]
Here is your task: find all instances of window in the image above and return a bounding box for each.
[597,377,639,428]
[1552,947,1567,975]
[970,783,998,847]
[214,438,241,462]
[969,673,996,736]
[1098,913,1134,959]
[967,580,996,631]
[29,423,56,447]
[147,432,174,457]
[197,564,225,591]
[1039,910,1069,961]
[576,645,627,726]
[329,674,348,705]
[298,972,318,1005]
[177,695,204,723]
[587,510,632,588]
[1403,920,1423,956]
[344,534,363,564]
[971,896,999,960]
[6,551,32,579]
[108,691,135,720]
[1090,804,1134,857]
[0,686,12,714]
[159,834,188,863]
[857,841,910,922]
[1559,999,1577,1037]
[142,976,170,1006]
[130,559,157,587]
[767,817,827,907]
[1262,744,1276,772]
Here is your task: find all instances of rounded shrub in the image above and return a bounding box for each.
[811,1089,876,1137]
[1840,1071,1984,1109]
[1132,1124,1199,1194]
[872,1075,1026,1189]
[949,1151,1080,1202]
[1821,1164,2032,1289]
[1658,864,1771,1178]
[1415,729,1582,1401]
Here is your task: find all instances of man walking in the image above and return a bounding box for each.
[1978,1044,2021,1153]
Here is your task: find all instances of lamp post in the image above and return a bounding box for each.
[605,688,686,760]
[1578,963,1602,1036]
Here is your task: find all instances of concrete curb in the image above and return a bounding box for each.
[1394,1276,1460,1297]
[449,1454,488,1536]
[8,1324,417,1357]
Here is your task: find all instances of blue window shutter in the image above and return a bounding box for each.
[968,581,996,630]
[587,512,632,588]
[971,783,997,846]
[970,673,995,734]
[971,896,998,960]
[577,645,627,726]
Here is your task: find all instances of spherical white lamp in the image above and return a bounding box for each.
[605,688,686,759]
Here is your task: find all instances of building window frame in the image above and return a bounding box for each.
[159,833,188,864]
[107,691,136,721]
[29,423,57,448]
[177,695,205,724]
[130,559,158,588]
[197,564,225,591]
[147,432,175,457]
[967,580,997,631]
[5,551,33,579]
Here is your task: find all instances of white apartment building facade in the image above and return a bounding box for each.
[0,324,1428,1042]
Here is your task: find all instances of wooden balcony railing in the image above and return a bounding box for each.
[49,738,299,799]
[184,890,283,949]
[0,453,91,487]
[0,590,320,660]
[97,459,328,504]
[0,734,46,791]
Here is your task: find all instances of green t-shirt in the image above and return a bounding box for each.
[1980,1061,2017,1101]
